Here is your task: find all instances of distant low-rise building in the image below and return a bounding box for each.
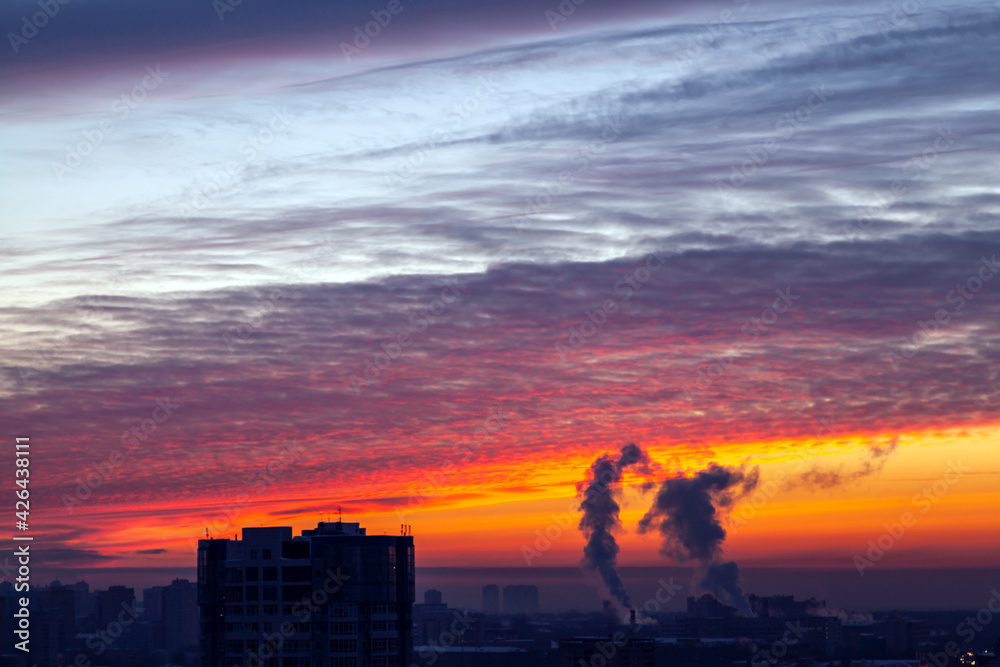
[559,635,654,667]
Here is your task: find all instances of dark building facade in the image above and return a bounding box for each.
[163,577,199,651]
[482,585,500,616]
[37,581,78,666]
[199,521,415,667]
[97,585,136,628]
[559,635,654,667]
[502,586,538,615]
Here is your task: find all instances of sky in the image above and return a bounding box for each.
[1,0,999,607]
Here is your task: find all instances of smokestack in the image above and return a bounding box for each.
[638,463,759,615]
[578,444,653,614]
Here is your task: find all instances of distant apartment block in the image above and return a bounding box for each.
[502,585,538,615]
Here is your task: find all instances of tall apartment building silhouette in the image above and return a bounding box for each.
[199,521,414,667]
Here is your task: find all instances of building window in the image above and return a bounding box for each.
[330,639,357,654]
[330,603,357,619]
[246,567,260,582]
[371,638,396,653]
[251,549,258,560]
[282,585,312,602]
[331,622,356,636]
[263,548,272,559]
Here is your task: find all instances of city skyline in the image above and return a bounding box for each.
[13,545,1000,667]
[3,0,1000,625]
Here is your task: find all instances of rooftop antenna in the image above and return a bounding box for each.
[338,506,342,523]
